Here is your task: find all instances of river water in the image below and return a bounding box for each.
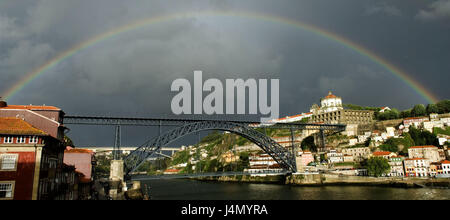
[139,179,450,200]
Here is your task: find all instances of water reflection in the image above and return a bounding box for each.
[141,179,450,200]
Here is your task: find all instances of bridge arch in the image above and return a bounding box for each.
[124,121,297,175]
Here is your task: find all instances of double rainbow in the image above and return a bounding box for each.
[2,10,439,103]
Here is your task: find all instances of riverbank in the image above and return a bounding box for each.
[193,173,450,189]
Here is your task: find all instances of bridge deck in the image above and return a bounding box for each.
[130,171,290,181]
[63,115,346,131]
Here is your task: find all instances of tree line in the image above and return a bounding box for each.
[345,100,450,121]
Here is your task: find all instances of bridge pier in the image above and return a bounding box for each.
[109,160,127,200]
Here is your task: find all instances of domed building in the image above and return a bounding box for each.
[310,91,374,128]
[310,91,343,114]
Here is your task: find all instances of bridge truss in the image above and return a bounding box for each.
[63,116,346,176]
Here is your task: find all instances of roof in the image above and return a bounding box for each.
[64,148,94,154]
[405,158,426,161]
[323,91,339,99]
[404,117,428,121]
[0,117,48,136]
[373,151,394,156]
[410,145,437,149]
[442,160,450,164]
[164,169,181,172]
[0,105,61,111]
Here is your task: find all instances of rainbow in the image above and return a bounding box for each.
[2,10,439,103]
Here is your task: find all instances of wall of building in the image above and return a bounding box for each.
[0,151,36,200]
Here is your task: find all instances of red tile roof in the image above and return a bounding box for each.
[323,91,338,99]
[410,145,437,149]
[373,151,393,156]
[404,117,428,120]
[442,160,450,164]
[0,105,61,111]
[164,169,181,173]
[0,117,47,136]
[64,148,94,154]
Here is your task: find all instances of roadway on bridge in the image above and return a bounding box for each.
[130,171,290,180]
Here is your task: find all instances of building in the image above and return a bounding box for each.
[403,117,429,128]
[404,158,430,177]
[310,92,374,130]
[408,146,441,163]
[245,153,284,174]
[371,151,397,160]
[269,113,313,123]
[442,161,450,176]
[296,150,315,169]
[163,169,181,174]
[63,147,96,200]
[221,151,240,163]
[310,91,344,115]
[379,107,391,113]
[388,156,405,177]
[342,147,371,162]
[343,154,354,163]
[0,101,66,200]
[60,163,79,200]
[327,150,343,164]
[429,162,443,177]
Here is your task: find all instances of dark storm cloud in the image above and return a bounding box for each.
[416,0,450,21]
[1,0,449,146]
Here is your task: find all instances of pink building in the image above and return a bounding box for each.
[298,151,315,167]
[63,147,95,183]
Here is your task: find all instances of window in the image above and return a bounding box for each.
[0,183,13,199]
[0,154,18,170]
[4,137,13,144]
[17,136,26,144]
[29,136,38,144]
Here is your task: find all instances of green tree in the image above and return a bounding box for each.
[64,135,75,147]
[400,109,411,118]
[408,127,438,146]
[426,104,439,114]
[389,108,400,119]
[378,143,398,152]
[366,157,391,177]
[411,104,426,117]
[436,100,450,114]
[364,137,372,147]
[400,133,415,154]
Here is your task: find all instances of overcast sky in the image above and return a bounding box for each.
[1,0,449,147]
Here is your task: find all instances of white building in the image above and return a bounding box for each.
[386,127,396,138]
[327,150,343,164]
[404,158,430,177]
[442,161,450,175]
[269,112,313,124]
[310,91,343,114]
[379,107,391,113]
[245,153,284,174]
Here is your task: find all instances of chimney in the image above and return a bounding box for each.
[0,97,7,108]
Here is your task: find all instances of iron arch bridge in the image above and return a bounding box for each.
[123,121,297,176]
[63,115,346,178]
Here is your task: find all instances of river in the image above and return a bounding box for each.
[139,179,450,200]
